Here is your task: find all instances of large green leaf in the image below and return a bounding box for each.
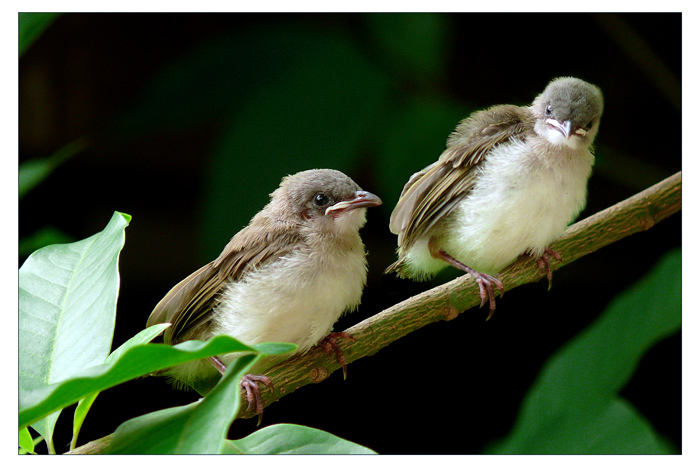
[19,336,294,430]
[487,249,681,454]
[103,352,261,454]
[225,424,377,454]
[19,13,60,56]
[18,211,130,447]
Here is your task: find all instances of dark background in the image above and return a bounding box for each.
[19,13,681,454]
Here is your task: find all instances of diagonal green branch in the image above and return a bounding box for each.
[70,171,681,453]
[236,171,681,420]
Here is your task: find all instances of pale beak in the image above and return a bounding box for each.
[326,191,382,215]
[546,118,573,139]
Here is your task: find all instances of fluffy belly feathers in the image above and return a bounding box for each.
[212,247,366,354]
[402,141,593,277]
[444,142,592,274]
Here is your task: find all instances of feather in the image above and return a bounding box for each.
[147,216,301,345]
[389,104,535,251]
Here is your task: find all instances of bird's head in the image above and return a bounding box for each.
[532,77,604,150]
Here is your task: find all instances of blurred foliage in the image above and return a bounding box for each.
[19,137,88,199]
[201,26,391,256]
[365,13,450,85]
[18,226,74,259]
[19,13,60,56]
[100,16,462,258]
[487,249,681,454]
[19,135,86,260]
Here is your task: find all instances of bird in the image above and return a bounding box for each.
[147,168,382,420]
[386,77,604,319]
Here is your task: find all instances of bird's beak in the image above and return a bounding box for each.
[547,118,573,139]
[326,191,382,215]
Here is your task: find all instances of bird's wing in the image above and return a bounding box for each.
[147,219,301,344]
[389,104,534,248]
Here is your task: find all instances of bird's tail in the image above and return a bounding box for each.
[384,256,421,280]
[384,258,403,276]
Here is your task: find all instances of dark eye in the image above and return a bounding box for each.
[544,105,553,117]
[312,193,330,208]
[585,120,594,130]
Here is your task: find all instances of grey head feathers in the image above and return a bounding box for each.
[532,77,604,134]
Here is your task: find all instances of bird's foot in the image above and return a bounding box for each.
[320,332,355,380]
[208,356,272,425]
[533,248,562,290]
[428,240,504,320]
[469,270,505,320]
[241,374,274,426]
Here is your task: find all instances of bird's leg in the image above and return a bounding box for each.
[241,374,274,425]
[320,332,355,380]
[208,356,273,426]
[208,355,227,374]
[429,238,504,320]
[532,247,562,290]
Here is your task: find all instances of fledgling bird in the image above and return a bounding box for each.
[386,77,604,319]
[147,169,381,418]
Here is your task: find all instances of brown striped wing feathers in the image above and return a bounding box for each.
[147,219,300,344]
[389,104,534,249]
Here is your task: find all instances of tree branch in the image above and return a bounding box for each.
[69,171,680,453]
[237,171,681,420]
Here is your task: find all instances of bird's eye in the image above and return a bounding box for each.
[545,105,553,117]
[585,120,594,130]
[312,193,331,208]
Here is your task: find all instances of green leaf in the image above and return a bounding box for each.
[71,393,98,451]
[105,323,171,366]
[103,353,260,454]
[202,27,389,258]
[19,335,294,430]
[70,324,171,450]
[250,342,298,357]
[18,211,130,447]
[19,137,87,198]
[19,429,43,454]
[225,424,377,454]
[487,249,681,454]
[365,13,450,84]
[18,427,34,454]
[19,13,61,56]
[576,397,674,454]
